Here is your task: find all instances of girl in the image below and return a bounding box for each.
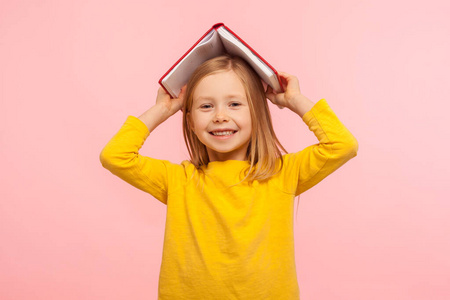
[100,55,358,299]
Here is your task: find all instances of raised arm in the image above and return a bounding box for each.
[288,99,358,195]
[266,72,358,195]
[99,86,186,203]
[138,85,187,132]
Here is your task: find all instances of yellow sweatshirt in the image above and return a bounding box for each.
[100,99,358,299]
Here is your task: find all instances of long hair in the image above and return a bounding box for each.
[182,54,287,182]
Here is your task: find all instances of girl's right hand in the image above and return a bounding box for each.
[138,85,187,132]
[155,85,187,117]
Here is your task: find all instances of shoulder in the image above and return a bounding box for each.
[279,153,302,169]
[266,154,299,181]
[180,160,197,172]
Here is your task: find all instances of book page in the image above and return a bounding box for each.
[161,30,225,98]
[217,27,282,93]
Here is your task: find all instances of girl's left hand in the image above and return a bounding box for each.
[265,71,303,110]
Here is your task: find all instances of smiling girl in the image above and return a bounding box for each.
[100,55,358,299]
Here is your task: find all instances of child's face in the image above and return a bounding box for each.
[189,70,252,162]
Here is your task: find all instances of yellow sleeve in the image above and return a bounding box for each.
[281,99,359,196]
[99,116,172,204]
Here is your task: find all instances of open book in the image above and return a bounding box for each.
[159,23,283,98]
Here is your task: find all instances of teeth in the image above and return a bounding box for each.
[212,131,234,136]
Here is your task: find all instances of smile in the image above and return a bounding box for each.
[209,130,237,136]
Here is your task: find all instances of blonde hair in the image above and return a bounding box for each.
[182,54,287,182]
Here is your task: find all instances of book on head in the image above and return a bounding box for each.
[159,23,283,98]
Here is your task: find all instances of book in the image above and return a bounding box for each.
[159,23,283,98]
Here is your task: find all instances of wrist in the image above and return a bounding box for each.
[153,102,174,118]
[138,104,172,132]
[289,95,315,118]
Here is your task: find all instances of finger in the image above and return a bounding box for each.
[278,72,300,93]
[265,84,272,95]
[156,86,171,102]
[278,71,296,81]
[178,85,187,99]
[277,71,290,77]
[158,86,168,95]
[261,81,268,90]
[265,85,276,103]
[177,85,187,111]
[278,71,298,84]
[275,94,287,109]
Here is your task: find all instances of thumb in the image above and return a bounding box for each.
[265,85,284,109]
[265,85,276,102]
[178,85,187,99]
[178,85,187,111]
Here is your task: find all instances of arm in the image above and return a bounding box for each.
[265,71,315,118]
[266,73,358,195]
[99,86,186,203]
[287,99,358,195]
[138,85,187,132]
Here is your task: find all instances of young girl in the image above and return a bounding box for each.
[100,55,358,299]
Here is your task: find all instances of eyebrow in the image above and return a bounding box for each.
[196,95,245,100]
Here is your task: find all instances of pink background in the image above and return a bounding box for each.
[1,0,449,299]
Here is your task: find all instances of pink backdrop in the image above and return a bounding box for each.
[1,0,449,299]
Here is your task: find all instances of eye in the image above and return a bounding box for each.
[200,104,212,109]
[230,102,242,107]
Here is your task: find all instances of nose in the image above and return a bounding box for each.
[213,108,229,123]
